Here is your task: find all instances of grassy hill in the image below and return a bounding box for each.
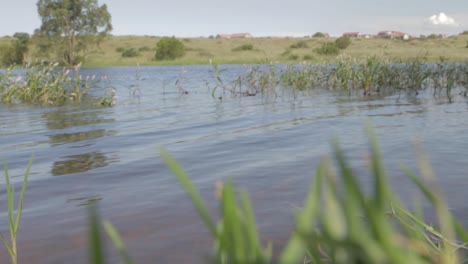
[3,34,468,67]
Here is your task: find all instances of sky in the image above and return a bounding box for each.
[0,0,467,37]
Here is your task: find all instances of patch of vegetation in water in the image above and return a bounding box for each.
[0,62,115,107]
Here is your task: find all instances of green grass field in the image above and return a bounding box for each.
[3,34,468,67]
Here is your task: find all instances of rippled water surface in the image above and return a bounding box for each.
[1,65,467,263]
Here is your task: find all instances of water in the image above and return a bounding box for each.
[1,65,468,263]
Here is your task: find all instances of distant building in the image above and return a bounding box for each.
[343,32,362,38]
[377,30,411,40]
[216,33,253,39]
[342,32,372,38]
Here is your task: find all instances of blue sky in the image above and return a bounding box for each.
[1,0,467,37]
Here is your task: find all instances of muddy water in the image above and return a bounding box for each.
[1,65,467,263]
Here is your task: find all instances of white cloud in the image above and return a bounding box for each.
[427,12,459,26]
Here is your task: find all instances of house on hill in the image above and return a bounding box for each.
[216,33,253,39]
[377,30,410,40]
[342,32,372,38]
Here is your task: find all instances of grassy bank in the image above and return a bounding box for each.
[6,34,468,67]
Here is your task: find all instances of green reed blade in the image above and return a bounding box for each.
[103,220,134,264]
[0,232,14,257]
[220,180,245,261]
[239,190,263,260]
[88,205,105,264]
[14,154,33,235]
[160,149,216,236]
[279,161,324,263]
[3,159,15,235]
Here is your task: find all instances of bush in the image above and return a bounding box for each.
[138,46,151,52]
[312,32,327,38]
[290,40,309,49]
[303,54,313,60]
[232,44,254,52]
[315,42,340,55]
[335,36,352,49]
[121,48,139,58]
[155,37,186,60]
[115,47,125,52]
[288,54,299,60]
[0,42,27,66]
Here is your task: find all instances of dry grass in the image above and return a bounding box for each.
[1,35,468,67]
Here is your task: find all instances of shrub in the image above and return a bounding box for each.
[115,47,124,52]
[232,44,254,52]
[288,54,299,60]
[315,42,340,55]
[138,46,151,52]
[335,36,352,49]
[0,42,27,66]
[121,48,139,58]
[303,54,313,60]
[290,40,309,49]
[155,37,186,60]
[312,32,327,38]
[281,49,292,57]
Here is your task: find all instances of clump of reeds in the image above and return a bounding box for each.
[211,56,468,100]
[0,62,114,106]
[164,127,468,263]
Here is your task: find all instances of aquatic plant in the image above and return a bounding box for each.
[0,62,114,106]
[209,55,468,101]
[1,155,33,264]
[164,127,468,263]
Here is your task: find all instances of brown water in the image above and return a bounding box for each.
[1,65,468,263]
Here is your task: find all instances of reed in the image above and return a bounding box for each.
[209,56,468,100]
[164,127,468,263]
[0,62,114,106]
[1,155,33,264]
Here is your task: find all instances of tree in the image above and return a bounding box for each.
[155,37,186,60]
[335,36,351,49]
[36,0,112,65]
[0,33,30,66]
[315,42,339,56]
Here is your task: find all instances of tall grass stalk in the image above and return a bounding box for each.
[163,127,468,263]
[0,62,113,106]
[1,155,34,264]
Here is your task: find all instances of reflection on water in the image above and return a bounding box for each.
[43,109,114,130]
[51,152,110,176]
[67,195,103,206]
[48,129,117,145]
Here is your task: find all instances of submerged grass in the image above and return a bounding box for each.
[0,62,115,107]
[208,56,468,100]
[2,128,468,263]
